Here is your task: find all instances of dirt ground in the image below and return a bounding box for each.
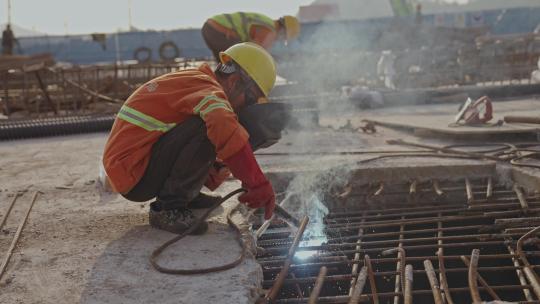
[0,97,539,303]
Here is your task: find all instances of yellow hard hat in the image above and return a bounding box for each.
[219,42,276,97]
[282,15,301,41]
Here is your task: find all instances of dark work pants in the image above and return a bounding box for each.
[201,21,241,61]
[122,117,216,209]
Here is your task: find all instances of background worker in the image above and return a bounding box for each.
[2,24,17,55]
[102,42,277,235]
[202,12,300,60]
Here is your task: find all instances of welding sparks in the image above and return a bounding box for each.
[295,237,326,260]
[295,196,329,260]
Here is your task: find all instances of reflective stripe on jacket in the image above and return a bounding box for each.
[103,63,249,193]
[211,12,275,41]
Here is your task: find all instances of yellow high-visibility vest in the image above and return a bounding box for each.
[211,12,275,41]
[390,0,413,17]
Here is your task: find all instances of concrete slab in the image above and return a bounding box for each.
[0,133,261,304]
[361,98,540,140]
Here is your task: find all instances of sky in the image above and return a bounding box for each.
[1,0,314,35]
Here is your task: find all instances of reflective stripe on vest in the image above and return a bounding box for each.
[211,12,275,41]
[117,105,177,132]
[193,95,233,119]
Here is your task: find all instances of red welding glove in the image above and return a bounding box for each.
[204,161,231,191]
[223,143,275,219]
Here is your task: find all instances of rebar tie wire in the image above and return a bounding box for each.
[150,188,247,275]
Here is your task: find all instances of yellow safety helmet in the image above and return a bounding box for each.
[219,42,276,97]
[282,15,301,41]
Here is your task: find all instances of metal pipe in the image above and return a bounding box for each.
[348,267,368,304]
[404,265,413,304]
[461,255,500,301]
[308,266,328,304]
[423,260,444,304]
[364,255,379,304]
[468,249,482,303]
[516,226,540,299]
[0,191,40,281]
[265,216,309,303]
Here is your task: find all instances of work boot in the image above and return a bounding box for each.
[187,192,222,209]
[148,201,208,235]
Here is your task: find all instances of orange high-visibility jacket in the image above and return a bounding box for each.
[102,64,249,193]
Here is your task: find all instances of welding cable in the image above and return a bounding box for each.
[511,151,540,169]
[150,188,247,275]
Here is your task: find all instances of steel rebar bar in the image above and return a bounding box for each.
[348,267,368,304]
[466,178,475,203]
[374,182,384,196]
[517,226,540,299]
[0,191,39,281]
[433,180,444,196]
[468,249,482,303]
[424,260,444,304]
[364,255,379,304]
[265,216,309,303]
[404,265,413,304]
[515,184,531,212]
[461,255,500,301]
[486,177,493,199]
[308,266,328,304]
[0,192,20,230]
[437,213,454,304]
[507,245,535,301]
[382,247,406,295]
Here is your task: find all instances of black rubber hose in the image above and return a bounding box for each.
[0,114,116,140]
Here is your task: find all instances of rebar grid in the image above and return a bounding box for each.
[256,178,540,303]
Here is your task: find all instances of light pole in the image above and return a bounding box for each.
[128,0,133,31]
[7,0,12,25]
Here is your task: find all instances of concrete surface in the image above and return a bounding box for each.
[0,134,261,304]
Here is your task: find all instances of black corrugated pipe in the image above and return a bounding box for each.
[0,114,116,140]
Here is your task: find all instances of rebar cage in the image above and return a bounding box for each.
[256,177,540,303]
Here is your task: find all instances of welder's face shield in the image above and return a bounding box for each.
[238,68,265,107]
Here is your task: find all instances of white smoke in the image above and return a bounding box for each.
[280,164,353,260]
